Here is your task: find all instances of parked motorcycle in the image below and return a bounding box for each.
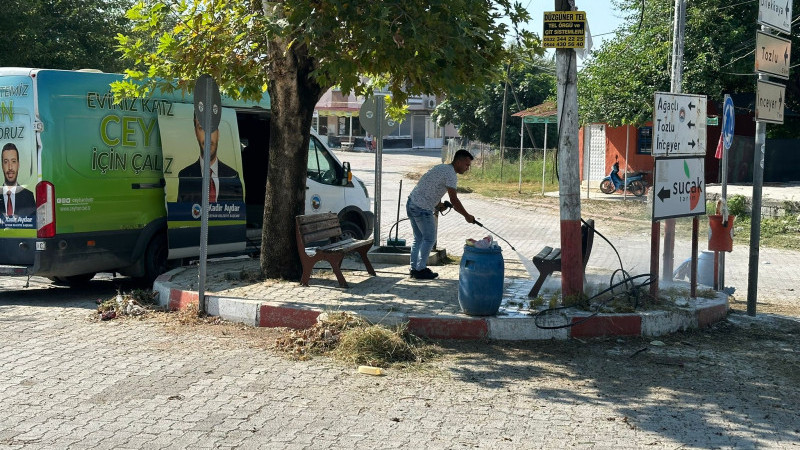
[599,162,647,197]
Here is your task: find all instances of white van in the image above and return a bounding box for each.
[0,68,373,284]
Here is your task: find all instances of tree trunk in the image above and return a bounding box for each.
[260,41,325,279]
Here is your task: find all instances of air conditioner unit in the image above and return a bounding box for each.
[427,98,436,108]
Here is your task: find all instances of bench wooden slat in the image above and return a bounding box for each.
[314,239,373,254]
[302,228,342,244]
[299,218,341,234]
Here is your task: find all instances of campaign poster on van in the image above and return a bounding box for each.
[0,76,37,232]
[159,103,245,222]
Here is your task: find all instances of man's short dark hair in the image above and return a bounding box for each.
[2,143,18,159]
[453,149,473,162]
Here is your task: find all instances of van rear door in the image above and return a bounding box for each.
[158,103,246,259]
[0,72,38,271]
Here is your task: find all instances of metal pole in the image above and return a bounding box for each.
[197,77,215,314]
[499,71,510,181]
[542,121,548,195]
[518,119,524,193]
[395,180,402,243]
[719,94,731,289]
[555,0,582,297]
[373,95,385,247]
[623,125,630,200]
[748,49,769,315]
[663,0,687,281]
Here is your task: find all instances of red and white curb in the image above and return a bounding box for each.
[153,268,729,341]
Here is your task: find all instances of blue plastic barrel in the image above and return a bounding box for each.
[458,245,504,316]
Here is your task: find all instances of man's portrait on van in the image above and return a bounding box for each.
[1,142,36,219]
[176,115,243,204]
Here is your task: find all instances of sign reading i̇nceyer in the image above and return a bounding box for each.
[652,92,707,157]
[542,11,586,49]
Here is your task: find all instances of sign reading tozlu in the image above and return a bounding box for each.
[652,92,707,157]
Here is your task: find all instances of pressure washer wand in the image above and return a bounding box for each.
[473,220,516,251]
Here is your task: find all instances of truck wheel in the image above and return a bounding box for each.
[600,179,615,194]
[340,221,365,240]
[142,233,169,284]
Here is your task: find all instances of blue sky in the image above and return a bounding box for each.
[522,1,630,54]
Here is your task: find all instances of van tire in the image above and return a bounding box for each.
[141,233,169,284]
[340,221,365,240]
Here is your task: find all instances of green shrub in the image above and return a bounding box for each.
[727,195,748,218]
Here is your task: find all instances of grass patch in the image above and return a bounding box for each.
[459,152,559,197]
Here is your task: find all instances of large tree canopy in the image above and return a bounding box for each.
[432,40,554,149]
[578,0,764,127]
[116,0,531,279]
[0,0,132,72]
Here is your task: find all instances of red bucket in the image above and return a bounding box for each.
[708,214,734,252]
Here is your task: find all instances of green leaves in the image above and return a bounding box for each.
[578,0,759,127]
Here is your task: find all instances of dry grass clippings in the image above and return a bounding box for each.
[273,312,437,367]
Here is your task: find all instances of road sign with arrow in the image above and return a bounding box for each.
[652,157,706,221]
[756,79,786,124]
[755,31,791,79]
[652,92,707,157]
[758,0,792,35]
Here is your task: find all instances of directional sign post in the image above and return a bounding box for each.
[652,92,707,156]
[359,95,399,247]
[652,157,706,221]
[756,79,786,124]
[194,74,222,314]
[758,0,792,34]
[755,31,791,79]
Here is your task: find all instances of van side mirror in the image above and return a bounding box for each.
[342,162,352,185]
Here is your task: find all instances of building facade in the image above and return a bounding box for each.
[313,88,457,150]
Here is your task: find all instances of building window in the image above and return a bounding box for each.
[638,127,652,154]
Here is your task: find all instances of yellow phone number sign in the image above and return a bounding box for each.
[543,11,586,49]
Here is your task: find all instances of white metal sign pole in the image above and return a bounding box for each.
[374,96,384,248]
[541,121,548,195]
[518,119,524,193]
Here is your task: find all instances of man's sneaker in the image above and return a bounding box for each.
[414,267,438,280]
[409,268,420,278]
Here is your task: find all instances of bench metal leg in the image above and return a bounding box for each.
[528,271,552,298]
[356,248,377,276]
[299,258,315,286]
[330,254,348,288]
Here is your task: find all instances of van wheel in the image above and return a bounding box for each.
[49,273,96,287]
[141,233,169,284]
[340,221,365,240]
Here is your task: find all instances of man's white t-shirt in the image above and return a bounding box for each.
[408,164,457,211]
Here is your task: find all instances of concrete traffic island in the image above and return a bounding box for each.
[153,256,729,341]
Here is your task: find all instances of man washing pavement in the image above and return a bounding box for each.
[406,149,476,280]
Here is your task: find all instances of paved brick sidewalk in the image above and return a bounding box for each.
[2,294,799,448]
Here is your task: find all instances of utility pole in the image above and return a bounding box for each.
[499,65,510,181]
[662,0,686,282]
[555,0,582,297]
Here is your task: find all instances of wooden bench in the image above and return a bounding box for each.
[295,212,376,287]
[528,219,595,298]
